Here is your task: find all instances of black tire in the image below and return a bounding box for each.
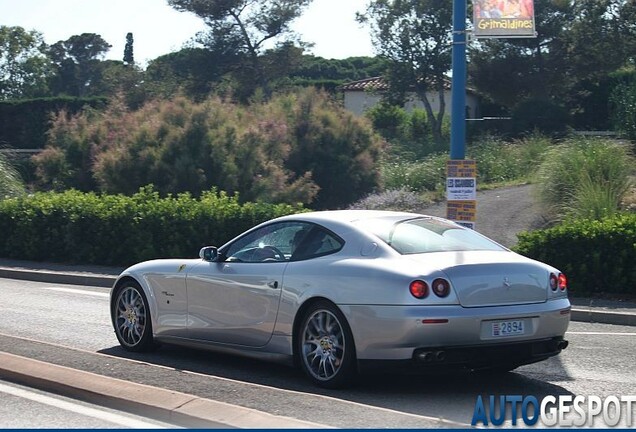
[297,301,356,389]
[111,280,155,352]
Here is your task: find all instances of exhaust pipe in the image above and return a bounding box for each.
[416,350,447,362]
[557,340,569,350]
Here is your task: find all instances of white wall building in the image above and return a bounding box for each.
[340,76,480,119]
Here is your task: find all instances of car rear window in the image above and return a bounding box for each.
[354,217,505,254]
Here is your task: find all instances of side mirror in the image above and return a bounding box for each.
[199,246,218,262]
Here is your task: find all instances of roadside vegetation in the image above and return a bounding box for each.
[1,1,636,294]
[0,152,25,198]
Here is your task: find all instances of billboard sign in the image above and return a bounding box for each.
[473,0,536,38]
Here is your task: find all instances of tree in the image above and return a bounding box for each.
[48,33,112,97]
[469,0,572,108]
[123,32,134,66]
[167,0,312,97]
[358,0,453,147]
[470,0,636,128]
[0,26,51,99]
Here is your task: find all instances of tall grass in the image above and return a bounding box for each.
[535,137,634,221]
[380,134,551,193]
[0,152,26,199]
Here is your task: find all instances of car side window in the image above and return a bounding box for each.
[291,226,344,261]
[223,222,313,263]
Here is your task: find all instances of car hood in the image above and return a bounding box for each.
[405,250,554,307]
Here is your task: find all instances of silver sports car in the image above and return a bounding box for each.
[110,210,570,388]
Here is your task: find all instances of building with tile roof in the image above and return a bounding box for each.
[339,76,480,119]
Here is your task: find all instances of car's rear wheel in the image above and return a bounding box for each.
[112,281,154,352]
[297,301,356,388]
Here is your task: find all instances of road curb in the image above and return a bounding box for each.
[0,352,328,429]
[0,268,115,288]
[570,308,636,327]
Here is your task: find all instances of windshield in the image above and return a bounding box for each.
[354,217,505,254]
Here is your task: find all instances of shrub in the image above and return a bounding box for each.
[610,78,636,141]
[0,187,304,266]
[515,214,636,295]
[33,89,382,209]
[348,188,427,213]
[535,138,634,221]
[366,104,449,160]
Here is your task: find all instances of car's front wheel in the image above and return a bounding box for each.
[112,280,154,352]
[297,301,356,388]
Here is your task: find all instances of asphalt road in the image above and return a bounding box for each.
[1,277,635,427]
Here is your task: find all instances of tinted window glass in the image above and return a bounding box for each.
[291,226,344,261]
[354,217,504,254]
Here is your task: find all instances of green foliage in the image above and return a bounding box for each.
[535,138,634,221]
[0,187,304,266]
[123,33,134,66]
[359,0,453,146]
[0,152,26,198]
[515,213,636,295]
[168,0,312,97]
[510,98,570,138]
[470,0,636,128]
[0,96,108,149]
[283,88,383,209]
[367,103,449,160]
[610,76,636,141]
[48,33,112,97]
[468,134,551,184]
[381,153,447,192]
[380,134,551,193]
[33,89,382,209]
[0,26,52,99]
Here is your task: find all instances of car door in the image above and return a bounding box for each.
[186,221,310,347]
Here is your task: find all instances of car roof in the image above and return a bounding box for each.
[274,209,434,225]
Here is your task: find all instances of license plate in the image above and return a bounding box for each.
[492,320,525,337]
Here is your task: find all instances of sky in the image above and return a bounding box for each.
[0,0,375,65]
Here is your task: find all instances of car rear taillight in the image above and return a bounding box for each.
[432,278,450,298]
[410,280,429,299]
[558,273,567,291]
[549,273,558,291]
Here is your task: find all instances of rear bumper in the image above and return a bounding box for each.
[358,336,568,373]
[341,297,571,360]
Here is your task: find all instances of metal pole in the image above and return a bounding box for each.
[450,0,467,160]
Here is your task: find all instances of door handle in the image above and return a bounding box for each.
[267,281,279,289]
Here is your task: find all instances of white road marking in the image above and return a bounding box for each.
[0,382,166,428]
[567,331,636,336]
[0,332,466,427]
[44,287,109,298]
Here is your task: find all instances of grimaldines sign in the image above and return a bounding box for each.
[473,0,536,38]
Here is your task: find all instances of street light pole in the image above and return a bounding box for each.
[450,0,467,160]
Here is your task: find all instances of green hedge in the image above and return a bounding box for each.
[0,97,108,149]
[0,187,304,267]
[515,214,636,295]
